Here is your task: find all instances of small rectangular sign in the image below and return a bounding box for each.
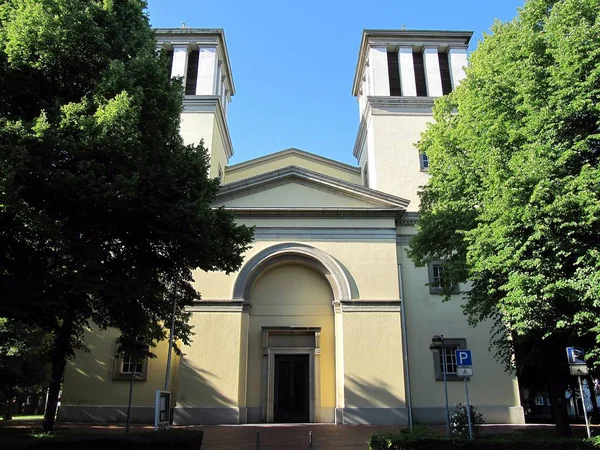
[455,350,472,367]
[570,365,589,376]
[457,367,473,377]
[566,347,586,365]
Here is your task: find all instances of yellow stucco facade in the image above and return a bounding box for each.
[58,27,525,426]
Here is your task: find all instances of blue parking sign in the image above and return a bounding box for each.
[566,347,586,365]
[455,349,472,367]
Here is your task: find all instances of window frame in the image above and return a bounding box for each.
[433,338,467,382]
[113,345,149,381]
[427,261,459,294]
[419,152,429,172]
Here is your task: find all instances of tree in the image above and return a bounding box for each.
[408,0,600,436]
[0,318,52,420]
[0,0,253,432]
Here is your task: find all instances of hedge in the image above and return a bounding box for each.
[0,430,203,450]
[369,432,600,450]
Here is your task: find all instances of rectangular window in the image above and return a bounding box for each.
[121,354,144,374]
[438,51,453,95]
[113,343,149,380]
[428,261,459,294]
[412,51,428,97]
[419,152,429,171]
[433,338,467,381]
[387,51,402,96]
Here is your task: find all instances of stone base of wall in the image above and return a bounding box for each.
[339,407,409,425]
[412,405,525,424]
[56,405,154,423]
[173,407,240,425]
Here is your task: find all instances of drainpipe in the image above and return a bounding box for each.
[398,263,413,431]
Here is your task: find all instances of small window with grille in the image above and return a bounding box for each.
[433,338,467,381]
[113,344,149,381]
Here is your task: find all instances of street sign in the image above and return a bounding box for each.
[570,365,589,376]
[457,367,473,377]
[456,349,472,367]
[566,347,586,365]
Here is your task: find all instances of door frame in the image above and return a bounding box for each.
[264,347,319,423]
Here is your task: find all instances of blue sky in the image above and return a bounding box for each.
[147,0,525,166]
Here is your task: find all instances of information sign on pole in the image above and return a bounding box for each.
[455,349,473,440]
[565,347,590,438]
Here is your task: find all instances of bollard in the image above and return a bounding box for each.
[256,431,260,450]
[309,430,313,450]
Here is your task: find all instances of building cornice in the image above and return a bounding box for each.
[222,207,404,218]
[339,300,401,312]
[182,96,233,159]
[352,29,473,96]
[225,148,361,176]
[398,211,419,226]
[155,28,236,96]
[216,165,409,209]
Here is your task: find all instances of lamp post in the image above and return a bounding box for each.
[430,335,450,435]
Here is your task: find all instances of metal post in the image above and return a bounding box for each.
[164,294,177,392]
[125,368,134,433]
[256,431,260,450]
[441,336,450,435]
[579,376,591,438]
[309,431,313,450]
[464,377,473,439]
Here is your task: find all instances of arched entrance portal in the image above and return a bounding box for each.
[233,244,351,423]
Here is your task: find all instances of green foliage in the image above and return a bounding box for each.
[369,432,600,450]
[0,430,203,450]
[0,0,253,431]
[0,318,52,398]
[408,0,600,412]
[450,404,486,439]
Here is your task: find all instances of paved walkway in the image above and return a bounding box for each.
[194,424,399,450]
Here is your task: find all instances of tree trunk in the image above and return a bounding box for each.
[42,313,74,433]
[4,396,13,420]
[549,365,572,437]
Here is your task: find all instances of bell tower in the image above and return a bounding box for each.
[352,30,472,211]
[156,28,235,181]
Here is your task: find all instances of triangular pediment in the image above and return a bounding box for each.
[214,166,409,213]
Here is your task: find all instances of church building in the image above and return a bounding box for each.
[57,28,525,426]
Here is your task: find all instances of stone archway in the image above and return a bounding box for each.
[234,243,351,424]
[232,243,353,303]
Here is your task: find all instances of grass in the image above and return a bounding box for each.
[0,415,43,422]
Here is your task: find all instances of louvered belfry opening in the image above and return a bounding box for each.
[438,51,453,95]
[412,50,428,97]
[387,51,402,97]
[166,50,174,77]
[185,49,200,95]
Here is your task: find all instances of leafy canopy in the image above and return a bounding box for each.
[0,0,253,431]
[409,0,600,368]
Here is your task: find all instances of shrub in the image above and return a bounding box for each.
[368,434,600,450]
[0,430,203,450]
[450,403,485,438]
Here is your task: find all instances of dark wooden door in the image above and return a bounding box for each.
[274,354,310,423]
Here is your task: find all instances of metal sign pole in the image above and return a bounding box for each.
[578,375,591,438]
[464,377,473,440]
[443,350,450,435]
